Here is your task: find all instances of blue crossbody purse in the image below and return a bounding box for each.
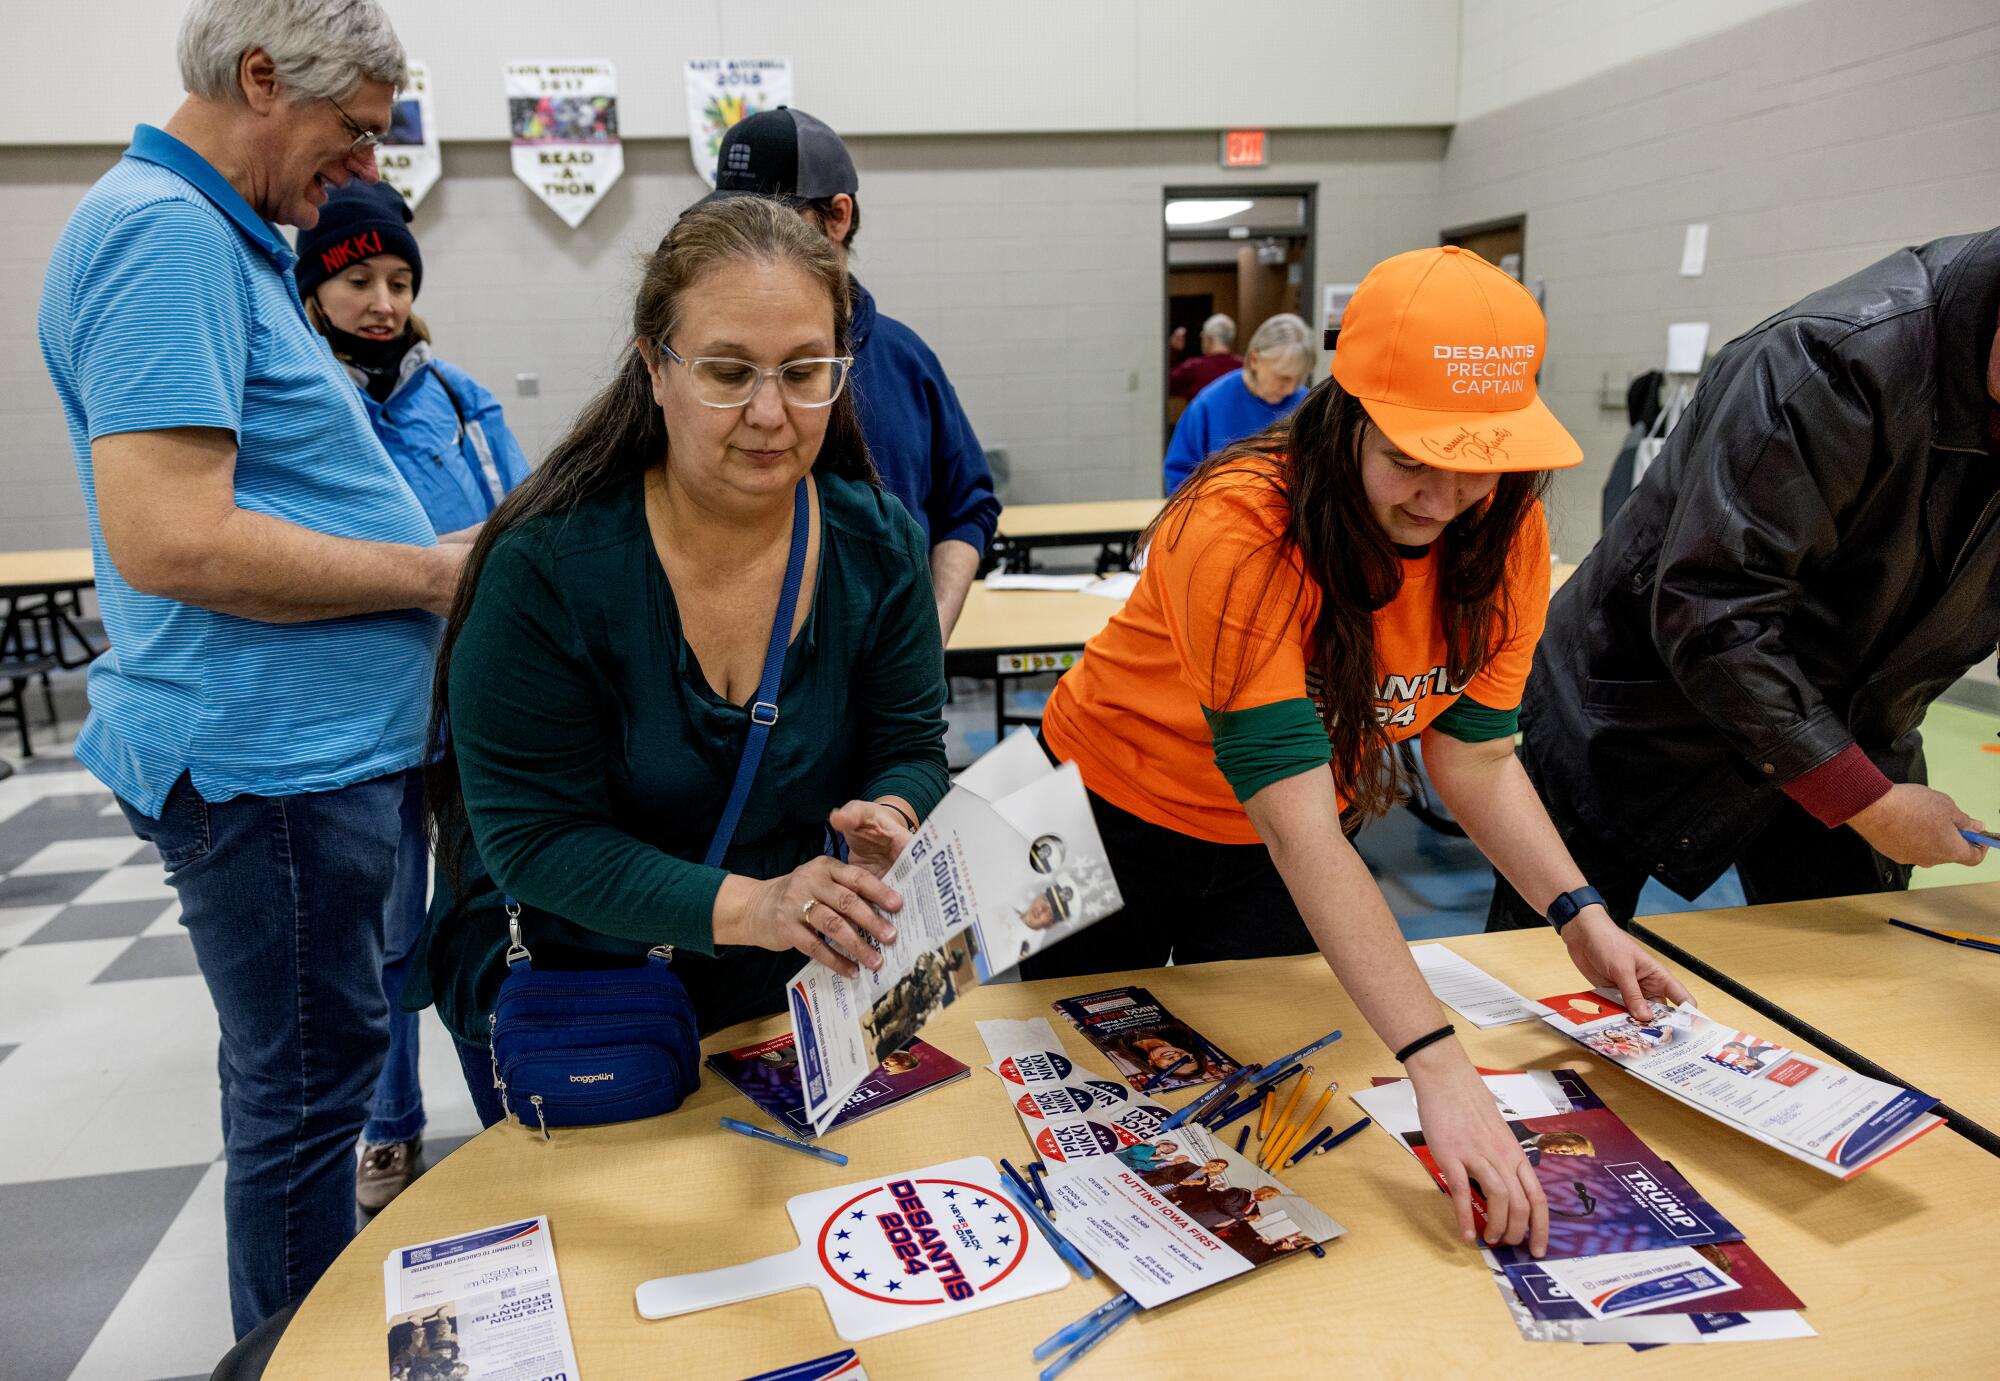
[487,478,809,1136]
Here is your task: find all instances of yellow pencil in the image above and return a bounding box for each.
[1273,1081,1337,1167]
[1268,1080,1323,1169]
[1258,1089,1276,1140]
[1262,1066,1314,1168]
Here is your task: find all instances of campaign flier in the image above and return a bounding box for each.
[790,734,1122,1133]
[1054,985,1242,1093]
[1351,1069,1743,1264]
[979,1017,1171,1165]
[1484,1251,1816,1347]
[1501,1237,1802,1322]
[1041,1123,1346,1309]
[1538,991,1942,1177]
[383,1217,580,1381]
[705,1034,967,1140]
[504,61,622,227]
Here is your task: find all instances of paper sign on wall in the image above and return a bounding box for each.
[376,59,440,209]
[684,57,793,186]
[505,61,623,227]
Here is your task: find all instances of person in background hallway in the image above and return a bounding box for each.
[693,106,1000,638]
[1164,312,1312,494]
[1488,226,2000,932]
[37,0,457,1338]
[296,178,530,1212]
[1169,313,1242,400]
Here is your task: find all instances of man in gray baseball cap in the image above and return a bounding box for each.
[694,107,1000,637]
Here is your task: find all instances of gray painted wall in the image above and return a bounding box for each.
[1441,0,2000,557]
[2,128,1445,549]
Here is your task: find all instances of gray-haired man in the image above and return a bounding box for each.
[39,0,458,1335]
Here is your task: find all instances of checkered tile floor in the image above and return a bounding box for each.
[0,735,482,1381]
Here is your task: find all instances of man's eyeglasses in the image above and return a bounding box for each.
[658,342,853,410]
[326,96,383,155]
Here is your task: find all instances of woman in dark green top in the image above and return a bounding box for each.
[408,198,950,1126]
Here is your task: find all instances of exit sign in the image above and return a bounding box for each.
[1221,130,1266,168]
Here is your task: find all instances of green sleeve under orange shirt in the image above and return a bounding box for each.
[1039,459,1550,844]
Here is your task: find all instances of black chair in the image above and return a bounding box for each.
[209,1298,298,1381]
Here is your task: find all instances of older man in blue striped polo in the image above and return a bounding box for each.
[38,0,465,1337]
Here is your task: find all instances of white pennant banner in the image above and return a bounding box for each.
[684,57,793,187]
[376,59,440,209]
[504,60,623,228]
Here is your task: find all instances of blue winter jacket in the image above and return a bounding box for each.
[848,280,1000,554]
[344,341,531,534]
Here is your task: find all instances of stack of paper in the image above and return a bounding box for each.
[1352,1069,1812,1348]
[385,1217,581,1380]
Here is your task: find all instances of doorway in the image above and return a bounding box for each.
[1162,186,1315,448]
[1440,215,1526,281]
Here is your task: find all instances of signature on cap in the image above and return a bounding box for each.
[1422,426,1512,467]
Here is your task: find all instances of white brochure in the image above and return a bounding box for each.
[1534,1247,1740,1320]
[384,1216,580,1381]
[1537,990,1942,1178]
[790,734,1123,1133]
[1410,943,1549,1027]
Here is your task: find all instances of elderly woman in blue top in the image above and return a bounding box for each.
[1162,312,1314,495]
[36,0,459,1339]
[408,196,950,1128]
[294,179,529,1213]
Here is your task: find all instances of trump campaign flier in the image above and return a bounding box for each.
[790,734,1122,1134]
[1537,992,1942,1177]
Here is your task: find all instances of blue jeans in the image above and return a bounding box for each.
[118,769,406,1339]
[363,772,428,1146]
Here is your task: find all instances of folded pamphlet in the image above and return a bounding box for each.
[1537,991,1941,1177]
[789,732,1123,1133]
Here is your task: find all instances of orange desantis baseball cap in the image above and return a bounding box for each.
[1328,245,1582,473]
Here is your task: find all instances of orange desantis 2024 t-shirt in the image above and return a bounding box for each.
[1041,460,1550,844]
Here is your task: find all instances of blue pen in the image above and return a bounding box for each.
[1235,1125,1250,1154]
[1961,828,2000,849]
[1040,1295,1140,1381]
[1258,1029,1344,1082]
[718,1117,848,1166]
[1205,1090,1266,1132]
[998,1175,1094,1280]
[1887,918,2000,955]
[1032,1292,1133,1360]
[999,1157,1039,1206]
[1286,1124,1335,1165]
[1246,1062,1306,1100]
[1027,1160,1051,1211]
[1171,1060,1261,1129]
[1313,1115,1372,1154]
[1141,1053,1192,1091]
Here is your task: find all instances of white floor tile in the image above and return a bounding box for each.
[141,900,184,937]
[0,904,60,949]
[57,1083,224,1181]
[67,1162,235,1381]
[98,801,123,817]
[70,864,174,907]
[0,973,217,1091]
[414,1007,483,1141]
[0,938,130,1044]
[9,836,145,877]
[0,1095,101,1184]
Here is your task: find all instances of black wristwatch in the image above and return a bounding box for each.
[1547,885,1606,936]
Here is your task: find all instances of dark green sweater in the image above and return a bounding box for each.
[408,471,950,1042]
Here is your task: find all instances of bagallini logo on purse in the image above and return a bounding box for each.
[569,1072,615,1084]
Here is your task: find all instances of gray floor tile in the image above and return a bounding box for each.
[94,932,202,983]
[18,752,87,775]
[0,1163,209,1381]
[1,794,132,842]
[0,869,99,907]
[23,898,171,945]
[126,840,162,866]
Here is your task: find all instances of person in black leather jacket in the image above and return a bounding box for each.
[1491,227,2000,930]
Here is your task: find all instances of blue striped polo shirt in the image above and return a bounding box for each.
[38,126,440,815]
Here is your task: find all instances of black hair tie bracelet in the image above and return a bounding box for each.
[1393,1023,1456,1064]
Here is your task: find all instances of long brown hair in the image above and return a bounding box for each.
[1151,376,1548,821]
[425,196,876,890]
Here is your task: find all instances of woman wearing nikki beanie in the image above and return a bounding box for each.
[296,178,530,1214]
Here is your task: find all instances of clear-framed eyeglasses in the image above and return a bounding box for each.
[657,341,853,409]
[326,95,384,154]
